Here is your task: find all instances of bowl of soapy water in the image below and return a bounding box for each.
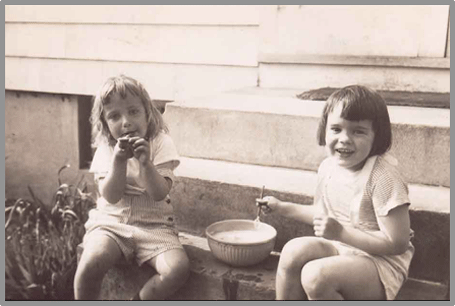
[205,219,277,267]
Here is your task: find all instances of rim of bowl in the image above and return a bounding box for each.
[205,219,277,246]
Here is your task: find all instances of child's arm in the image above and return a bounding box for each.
[257,196,317,225]
[98,144,129,204]
[138,161,172,201]
[314,204,411,255]
[130,136,171,201]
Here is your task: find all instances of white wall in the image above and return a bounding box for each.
[5,5,451,97]
[5,5,261,100]
[260,5,449,57]
[258,5,450,92]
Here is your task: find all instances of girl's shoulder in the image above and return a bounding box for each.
[368,155,410,214]
[317,157,336,178]
[370,154,408,188]
[150,130,175,148]
[150,130,168,141]
[373,155,405,179]
[150,131,180,167]
[89,140,113,174]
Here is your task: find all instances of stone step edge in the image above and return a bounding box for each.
[170,88,450,128]
[177,231,448,300]
[174,156,450,214]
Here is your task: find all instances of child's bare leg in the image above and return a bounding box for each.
[300,255,385,300]
[74,234,123,300]
[276,237,338,300]
[139,248,190,300]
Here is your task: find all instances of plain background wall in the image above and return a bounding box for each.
[5,5,450,98]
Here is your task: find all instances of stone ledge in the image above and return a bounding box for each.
[78,232,448,300]
[171,88,450,127]
[175,157,450,214]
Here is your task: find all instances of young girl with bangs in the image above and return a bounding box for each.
[257,85,414,300]
[74,75,189,300]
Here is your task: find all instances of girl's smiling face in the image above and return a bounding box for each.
[103,92,148,141]
[325,104,375,172]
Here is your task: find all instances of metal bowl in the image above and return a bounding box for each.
[205,219,277,267]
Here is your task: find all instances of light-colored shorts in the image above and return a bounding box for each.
[331,240,414,300]
[83,223,184,266]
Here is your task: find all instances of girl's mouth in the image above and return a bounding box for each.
[121,131,135,138]
[335,148,354,157]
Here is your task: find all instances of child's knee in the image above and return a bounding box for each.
[300,261,330,297]
[168,255,190,283]
[75,254,105,281]
[76,247,118,281]
[156,250,190,283]
[279,237,322,270]
[74,260,98,286]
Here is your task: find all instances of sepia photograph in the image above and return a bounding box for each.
[4,4,450,301]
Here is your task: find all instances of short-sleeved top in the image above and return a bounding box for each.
[87,132,180,228]
[314,154,414,278]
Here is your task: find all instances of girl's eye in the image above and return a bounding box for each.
[330,127,341,133]
[354,130,366,135]
[129,108,140,115]
[108,113,120,121]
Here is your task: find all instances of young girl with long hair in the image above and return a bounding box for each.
[74,75,189,300]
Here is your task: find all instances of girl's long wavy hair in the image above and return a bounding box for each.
[90,75,168,147]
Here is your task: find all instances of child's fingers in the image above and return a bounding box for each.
[256,198,268,205]
[313,214,325,222]
[313,215,328,229]
[138,154,147,164]
[256,198,272,214]
[312,218,322,228]
[118,138,129,149]
[133,148,149,162]
[130,137,148,148]
[313,223,326,237]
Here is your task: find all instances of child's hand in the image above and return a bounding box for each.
[313,214,344,241]
[128,136,151,165]
[255,196,281,215]
[114,137,134,160]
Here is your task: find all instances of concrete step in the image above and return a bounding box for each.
[163,87,450,187]
[80,232,448,300]
[170,157,450,284]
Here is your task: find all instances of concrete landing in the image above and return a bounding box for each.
[79,232,448,300]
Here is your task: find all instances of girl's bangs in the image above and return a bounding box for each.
[330,95,376,122]
[102,78,141,104]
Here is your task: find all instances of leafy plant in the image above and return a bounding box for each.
[5,165,96,300]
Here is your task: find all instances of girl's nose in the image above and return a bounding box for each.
[122,116,131,127]
[339,131,351,143]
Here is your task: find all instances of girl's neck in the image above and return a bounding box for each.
[332,161,365,179]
